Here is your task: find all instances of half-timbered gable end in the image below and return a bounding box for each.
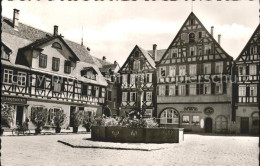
[233,24,259,135]
[118,45,157,117]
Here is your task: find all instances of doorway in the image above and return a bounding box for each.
[240,117,249,134]
[69,106,76,127]
[205,117,212,133]
[104,107,111,117]
[16,106,24,126]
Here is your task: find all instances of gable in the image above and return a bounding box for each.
[236,24,260,63]
[158,12,232,66]
[119,45,155,73]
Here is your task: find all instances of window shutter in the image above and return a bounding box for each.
[211,83,215,95]
[200,84,204,94]
[127,74,130,84]
[175,85,178,96]
[211,62,215,74]
[13,70,18,82]
[143,92,146,101]
[196,84,200,95]
[195,32,199,41]
[99,87,102,98]
[91,86,95,96]
[246,65,249,75]
[61,79,65,92]
[246,86,250,97]
[127,92,130,101]
[165,85,169,96]
[140,59,143,70]
[186,84,189,96]
[166,66,169,77]
[176,65,179,75]
[157,86,159,96]
[223,61,227,73]
[186,65,189,76]
[223,82,227,94]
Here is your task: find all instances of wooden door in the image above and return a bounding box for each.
[240,117,249,134]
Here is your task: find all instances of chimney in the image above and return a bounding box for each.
[53,25,58,36]
[152,44,157,60]
[114,61,118,65]
[218,34,221,45]
[13,9,20,30]
[211,26,214,36]
[102,56,106,61]
[87,47,90,51]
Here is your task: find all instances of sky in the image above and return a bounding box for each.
[2,0,259,66]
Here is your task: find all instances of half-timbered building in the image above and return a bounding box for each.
[118,45,157,117]
[156,12,233,133]
[1,9,108,129]
[234,23,260,135]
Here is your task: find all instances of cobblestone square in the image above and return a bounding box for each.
[1,134,259,166]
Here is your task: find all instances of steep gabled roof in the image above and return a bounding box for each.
[235,23,260,62]
[2,17,94,64]
[147,49,167,62]
[99,63,120,73]
[92,57,113,68]
[157,12,232,65]
[118,45,155,73]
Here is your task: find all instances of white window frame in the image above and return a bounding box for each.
[189,84,196,95]
[250,85,257,96]
[17,72,27,86]
[169,66,176,77]
[204,44,211,54]
[130,74,136,84]
[169,85,176,96]
[189,64,197,76]
[204,84,211,95]
[122,74,128,84]
[122,92,127,101]
[203,63,211,74]
[159,85,165,96]
[133,60,140,70]
[53,78,61,92]
[146,92,152,101]
[249,64,257,75]
[190,46,196,56]
[215,62,223,73]
[87,85,92,96]
[3,69,13,84]
[238,66,246,75]
[179,65,186,76]
[182,115,190,124]
[160,109,179,124]
[239,86,246,96]
[179,85,186,96]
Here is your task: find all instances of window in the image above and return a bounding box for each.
[17,72,26,86]
[190,46,196,56]
[169,66,176,77]
[160,109,179,124]
[53,78,62,92]
[39,54,47,68]
[107,90,112,101]
[134,51,139,58]
[133,60,140,70]
[215,62,223,73]
[146,92,152,101]
[250,85,257,96]
[169,85,176,96]
[64,60,71,74]
[189,84,196,95]
[87,85,92,96]
[190,19,194,25]
[198,47,202,55]
[94,86,99,97]
[145,109,153,117]
[179,65,186,76]
[250,46,257,54]
[130,74,136,84]
[192,116,200,125]
[122,74,128,84]
[215,83,223,94]
[36,75,45,89]
[172,48,178,58]
[179,85,186,96]
[239,86,246,96]
[198,31,202,39]
[130,92,136,102]
[238,66,246,75]
[1,47,9,60]
[52,57,60,71]
[204,84,211,94]
[203,63,211,74]
[160,67,166,77]
[189,33,195,43]
[249,64,257,75]
[189,64,197,76]
[182,116,190,124]
[3,69,13,84]
[159,85,165,96]
[52,42,62,49]
[48,108,62,125]
[122,92,128,101]
[204,44,211,54]
[146,73,152,83]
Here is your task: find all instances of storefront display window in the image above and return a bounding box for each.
[182,115,190,124]
[192,116,200,125]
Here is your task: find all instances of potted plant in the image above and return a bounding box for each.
[1,103,14,135]
[31,106,48,134]
[54,110,66,133]
[71,111,81,133]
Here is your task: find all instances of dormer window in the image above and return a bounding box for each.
[189,33,195,43]
[52,42,62,49]
[1,44,12,61]
[81,67,97,80]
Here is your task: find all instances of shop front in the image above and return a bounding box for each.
[157,103,232,133]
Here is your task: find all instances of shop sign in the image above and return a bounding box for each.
[1,96,27,104]
[204,107,214,115]
[183,107,201,113]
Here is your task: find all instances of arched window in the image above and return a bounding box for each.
[160,108,179,124]
[189,33,195,43]
[52,42,62,49]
